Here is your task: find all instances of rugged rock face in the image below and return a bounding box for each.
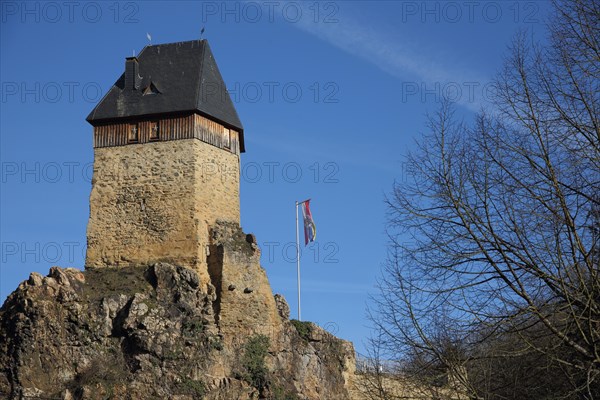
[0,223,355,400]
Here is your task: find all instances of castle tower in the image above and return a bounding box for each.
[85,40,244,283]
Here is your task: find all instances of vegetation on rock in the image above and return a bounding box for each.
[290,319,313,341]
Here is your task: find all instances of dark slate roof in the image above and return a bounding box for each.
[87,40,244,148]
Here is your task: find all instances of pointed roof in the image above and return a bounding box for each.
[87,40,244,149]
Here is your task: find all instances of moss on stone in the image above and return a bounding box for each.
[240,334,270,391]
[291,319,313,341]
[82,266,152,302]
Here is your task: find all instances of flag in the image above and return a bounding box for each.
[301,199,316,245]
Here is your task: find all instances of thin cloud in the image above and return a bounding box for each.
[289,3,490,112]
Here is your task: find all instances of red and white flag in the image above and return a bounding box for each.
[301,199,316,245]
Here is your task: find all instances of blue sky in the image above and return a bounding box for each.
[1,1,550,354]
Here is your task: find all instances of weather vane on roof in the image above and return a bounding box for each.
[200,26,205,39]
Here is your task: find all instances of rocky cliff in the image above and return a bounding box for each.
[0,223,355,399]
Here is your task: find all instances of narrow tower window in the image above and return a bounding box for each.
[223,127,231,149]
[128,123,139,142]
[149,121,160,140]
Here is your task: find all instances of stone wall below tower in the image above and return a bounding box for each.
[207,222,283,347]
[86,138,240,284]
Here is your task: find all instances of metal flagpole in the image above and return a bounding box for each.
[295,201,301,321]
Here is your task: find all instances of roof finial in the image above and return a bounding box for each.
[146,33,152,45]
[200,26,205,39]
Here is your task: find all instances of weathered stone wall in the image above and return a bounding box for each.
[349,373,469,400]
[204,222,356,399]
[86,139,240,284]
[207,223,283,348]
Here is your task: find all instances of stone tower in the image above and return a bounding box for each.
[85,40,244,284]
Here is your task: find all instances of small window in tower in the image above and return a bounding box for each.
[128,123,139,143]
[223,127,231,149]
[149,121,160,141]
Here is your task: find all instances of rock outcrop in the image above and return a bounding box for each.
[0,223,355,399]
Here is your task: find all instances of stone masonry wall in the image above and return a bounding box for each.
[207,222,283,349]
[86,139,240,284]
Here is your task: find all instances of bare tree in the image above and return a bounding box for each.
[370,1,599,398]
[356,327,469,400]
[354,331,399,400]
